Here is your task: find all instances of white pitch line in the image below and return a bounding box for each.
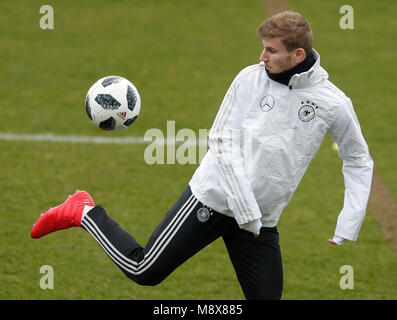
[0,132,146,145]
[0,132,208,146]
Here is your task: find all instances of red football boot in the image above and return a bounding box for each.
[30,190,95,239]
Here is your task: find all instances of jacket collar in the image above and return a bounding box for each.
[266,51,315,86]
[287,49,328,89]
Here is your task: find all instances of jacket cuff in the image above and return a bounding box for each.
[239,219,262,235]
[333,235,346,245]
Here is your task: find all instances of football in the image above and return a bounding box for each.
[85,75,141,131]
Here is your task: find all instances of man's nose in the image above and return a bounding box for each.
[260,49,269,62]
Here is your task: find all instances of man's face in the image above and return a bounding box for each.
[260,37,301,74]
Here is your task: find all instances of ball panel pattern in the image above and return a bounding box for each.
[123,115,138,127]
[126,85,137,111]
[101,76,122,87]
[85,95,93,120]
[99,117,116,130]
[95,94,121,110]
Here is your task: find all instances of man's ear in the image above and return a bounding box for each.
[294,48,307,64]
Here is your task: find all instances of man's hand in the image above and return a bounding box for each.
[328,236,347,245]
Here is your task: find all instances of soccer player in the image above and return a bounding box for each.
[31,11,373,300]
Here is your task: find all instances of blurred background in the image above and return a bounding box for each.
[0,0,396,299]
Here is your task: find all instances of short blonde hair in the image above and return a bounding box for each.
[257,11,313,56]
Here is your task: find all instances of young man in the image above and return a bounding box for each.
[31,11,373,299]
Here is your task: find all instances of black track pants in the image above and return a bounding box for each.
[81,186,283,300]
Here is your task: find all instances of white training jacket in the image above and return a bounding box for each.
[189,50,373,241]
